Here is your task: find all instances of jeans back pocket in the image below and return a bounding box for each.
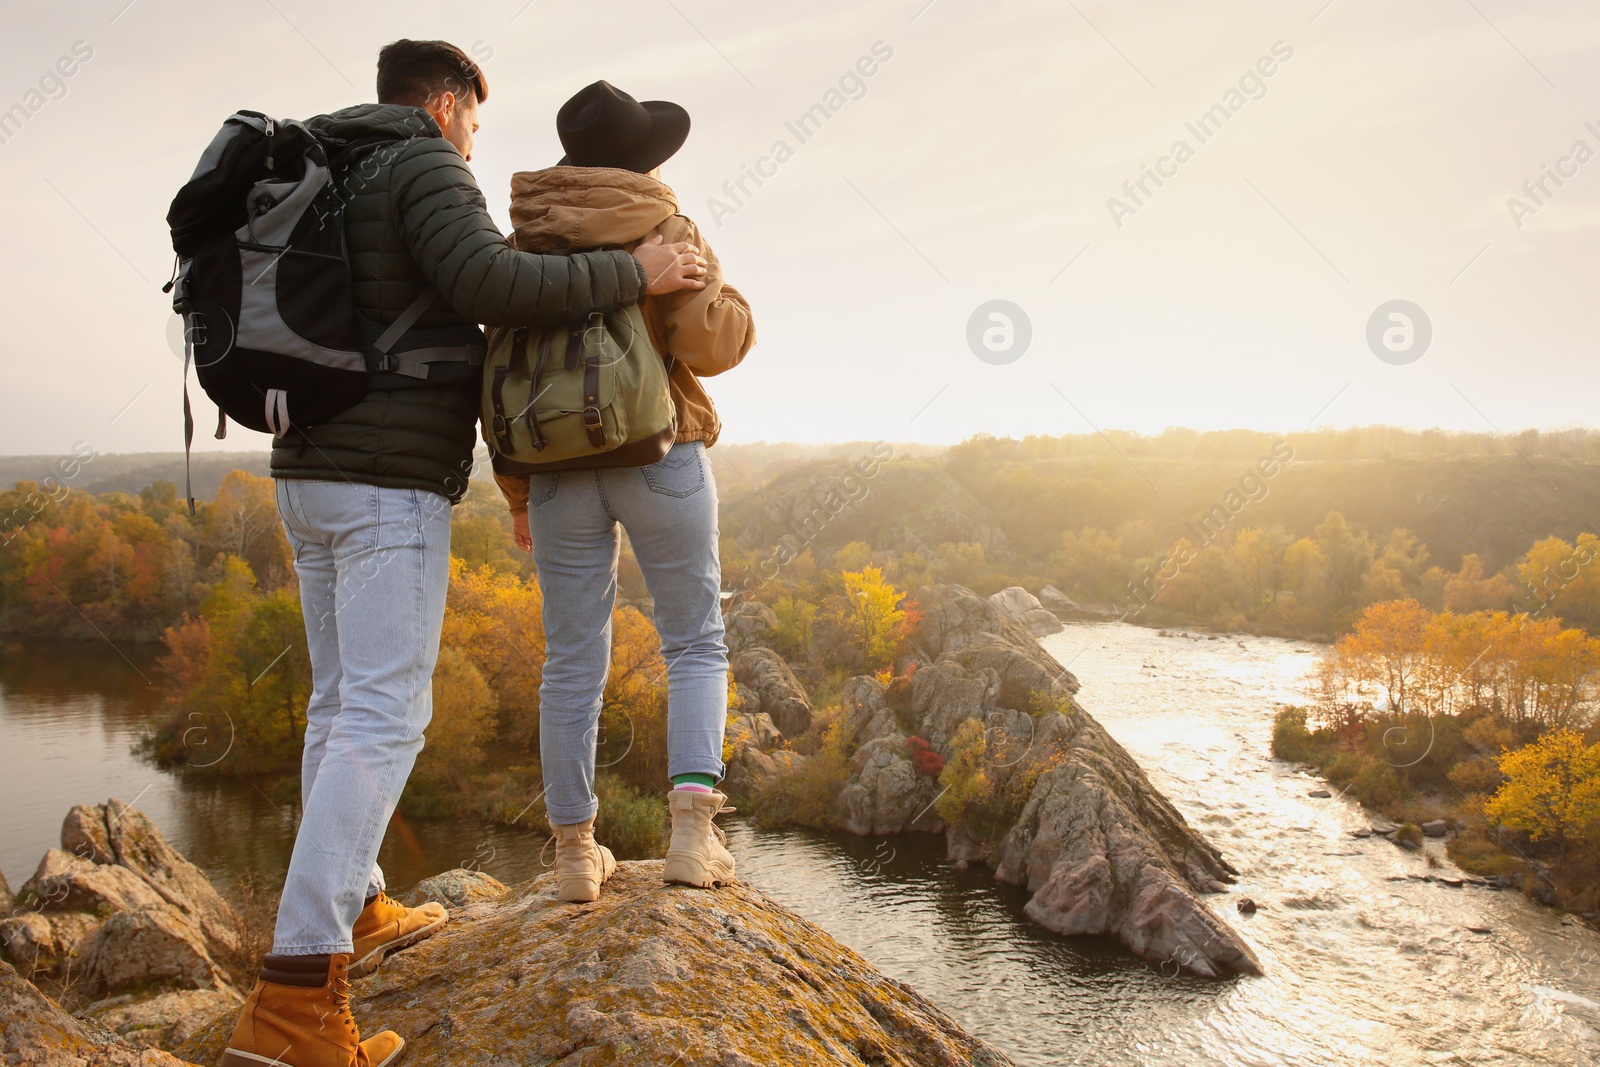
[641,444,705,498]
[529,473,561,508]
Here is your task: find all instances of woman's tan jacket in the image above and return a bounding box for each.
[491,166,755,514]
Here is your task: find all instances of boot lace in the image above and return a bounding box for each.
[706,801,736,845]
[330,969,357,1038]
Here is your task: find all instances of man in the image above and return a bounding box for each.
[222,39,706,1067]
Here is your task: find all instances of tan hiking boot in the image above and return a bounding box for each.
[221,952,404,1067]
[663,788,737,888]
[545,814,617,903]
[349,891,447,979]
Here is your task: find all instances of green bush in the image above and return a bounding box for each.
[594,773,668,859]
[1394,822,1423,847]
[1351,756,1404,809]
[1267,703,1318,764]
[1324,750,1364,785]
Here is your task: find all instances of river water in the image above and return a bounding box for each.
[3,624,1597,1066]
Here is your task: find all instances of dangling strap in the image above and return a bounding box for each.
[525,331,554,450]
[263,388,290,440]
[182,331,196,516]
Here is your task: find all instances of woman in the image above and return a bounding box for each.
[494,81,756,902]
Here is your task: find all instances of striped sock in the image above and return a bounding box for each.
[672,772,716,792]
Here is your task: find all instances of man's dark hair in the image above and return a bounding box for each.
[376,39,488,109]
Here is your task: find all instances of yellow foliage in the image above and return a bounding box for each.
[1316,600,1600,730]
[935,719,990,826]
[1485,729,1600,847]
[838,566,910,670]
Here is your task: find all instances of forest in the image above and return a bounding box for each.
[1,426,1596,897]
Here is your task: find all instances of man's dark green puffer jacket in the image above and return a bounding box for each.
[268,104,647,502]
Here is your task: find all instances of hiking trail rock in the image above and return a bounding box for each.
[180,863,1014,1067]
[0,958,198,1066]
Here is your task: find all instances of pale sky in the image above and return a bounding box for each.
[2,0,1598,456]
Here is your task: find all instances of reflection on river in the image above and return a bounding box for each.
[3,625,1598,1066]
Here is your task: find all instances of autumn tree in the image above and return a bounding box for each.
[204,471,291,590]
[816,566,916,672]
[1485,729,1600,851]
[150,555,309,773]
[414,646,498,791]
[439,558,546,747]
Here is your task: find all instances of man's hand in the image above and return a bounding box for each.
[512,511,531,552]
[633,233,708,295]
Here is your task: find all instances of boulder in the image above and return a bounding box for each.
[730,648,813,737]
[721,713,788,800]
[833,735,943,836]
[83,905,229,994]
[1,911,68,975]
[723,743,780,800]
[988,586,1064,637]
[0,910,103,980]
[1421,819,1449,838]
[0,958,198,1066]
[401,869,508,911]
[20,848,170,916]
[722,599,779,655]
[726,712,783,753]
[1038,585,1077,610]
[80,987,242,1051]
[180,863,1014,1066]
[88,801,239,958]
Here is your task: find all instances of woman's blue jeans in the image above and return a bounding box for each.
[524,441,729,824]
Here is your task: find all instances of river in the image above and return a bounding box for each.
[3,623,1597,1066]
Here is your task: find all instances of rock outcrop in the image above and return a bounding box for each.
[2,802,237,999]
[986,586,1064,637]
[180,863,1013,1067]
[1,958,198,1066]
[722,599,778,655]
[731,647,813,737]
[1038,584,1077,611]
[820,585,1263,978]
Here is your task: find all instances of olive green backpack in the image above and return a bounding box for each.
[482,305,676,474]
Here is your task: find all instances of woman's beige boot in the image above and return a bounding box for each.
[546,814,617,903]
[663,788,737,888]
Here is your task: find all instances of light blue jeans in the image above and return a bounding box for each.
[525,441,729,825]
[271,479,451,955]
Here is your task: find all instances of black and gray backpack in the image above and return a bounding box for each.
[164,111,443,509]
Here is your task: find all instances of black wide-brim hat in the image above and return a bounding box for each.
[556,80,690,172]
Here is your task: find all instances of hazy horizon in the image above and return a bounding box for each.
[3,0,1598,457]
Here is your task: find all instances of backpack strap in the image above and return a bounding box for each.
[489,327,526,454]
[371,288,487,378]
[372,288,435,361]
[581,351,605,448]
